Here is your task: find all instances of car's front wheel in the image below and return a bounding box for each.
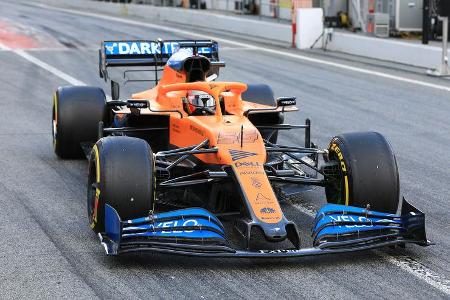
[87,136,155,232]
[325,131,400,214]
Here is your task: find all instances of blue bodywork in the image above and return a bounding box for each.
[101,205,227,255]
[99,199,429,256]
[312,201,427,249]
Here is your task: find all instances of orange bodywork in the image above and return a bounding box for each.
[116,65,297,224]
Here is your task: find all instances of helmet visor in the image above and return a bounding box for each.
[189,94,215,108]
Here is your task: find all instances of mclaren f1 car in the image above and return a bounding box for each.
[52,39,430,257]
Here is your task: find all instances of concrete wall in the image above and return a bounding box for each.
[327,31,445,69]
[28,0,447,69]
[29,0,292,44]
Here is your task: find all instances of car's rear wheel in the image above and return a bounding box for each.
[87,136,155,233]
[325,132,400,213]
[242,84,284,143]
[52,86,106,159]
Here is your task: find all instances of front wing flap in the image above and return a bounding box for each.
[312,198,429,249]
[99,198,429,257]
[101,205,228,255]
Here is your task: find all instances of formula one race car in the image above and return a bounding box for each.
[52,40,430,257]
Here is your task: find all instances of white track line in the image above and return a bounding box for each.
[382,253,450,295]
[292,203,450,296]
[14,49,86,86]
[30,2,450,93]
[0,41,86,85]
[0,43,11,51]
[0,43,113,99]
[5,3,450,294]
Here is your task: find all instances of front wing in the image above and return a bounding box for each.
[99,198,430,257]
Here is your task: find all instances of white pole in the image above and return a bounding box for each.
[442,17,448,72]
[428,16,450,77]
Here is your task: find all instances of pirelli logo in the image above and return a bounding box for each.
[229,149,257,161]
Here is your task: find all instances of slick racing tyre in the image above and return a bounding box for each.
[325,132,400,214]
[242,84,284,143]
[52,86,106,159]
[87,136,155,233]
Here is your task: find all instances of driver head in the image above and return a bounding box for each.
[187,90,215,115]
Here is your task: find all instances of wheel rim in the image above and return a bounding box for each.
[87,184,96,224]
[87,160,98,228]
[325,152,345,205]
[52,119,57,147]
[52,96,57,149]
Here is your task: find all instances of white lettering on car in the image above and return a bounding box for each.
[118,42,130,54]
[153,219,199,234]
[328,215,375,228]
[129,42,140,54]
[140,42,151,54]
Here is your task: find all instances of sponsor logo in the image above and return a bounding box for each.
[330,143,347,172]
[255,193,272,204]
[239,170,264,175]
[218,132,240,144]
[251,177,262,189]
[104,44,115,54]
[235,161,261,168]
[153,219,199,234]
[172,123,181,133]
[104,41,213,56]
[328,215,391,228]
[104,42,160,55]
[190,125,205,137]
[229,149,257,161]
[260,207,276,214]
[259,249,303,254]
[277,98,296,106]
[242,129,259,143]
[127,100,148,108]
[218,131,258,144]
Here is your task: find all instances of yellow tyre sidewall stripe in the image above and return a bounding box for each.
[331,142,350,206]
[344,175,349,206]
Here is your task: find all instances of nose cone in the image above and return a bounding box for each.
[261,223,288,242]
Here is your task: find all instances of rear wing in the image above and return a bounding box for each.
[99,39,220,80]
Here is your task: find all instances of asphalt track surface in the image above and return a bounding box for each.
[0,1,449,299]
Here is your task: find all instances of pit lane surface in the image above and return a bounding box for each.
[0,1,449,298]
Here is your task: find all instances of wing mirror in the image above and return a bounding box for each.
[244,97,297,117]
[111,80,120,100]
[276,97,296,107]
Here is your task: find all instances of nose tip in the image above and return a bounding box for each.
[262,225,287,242]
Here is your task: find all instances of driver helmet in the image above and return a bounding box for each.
[187,90,215,115]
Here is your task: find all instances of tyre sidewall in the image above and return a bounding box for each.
[326,132,400,213]
[87,137,154,232]
[53,86,106,159]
